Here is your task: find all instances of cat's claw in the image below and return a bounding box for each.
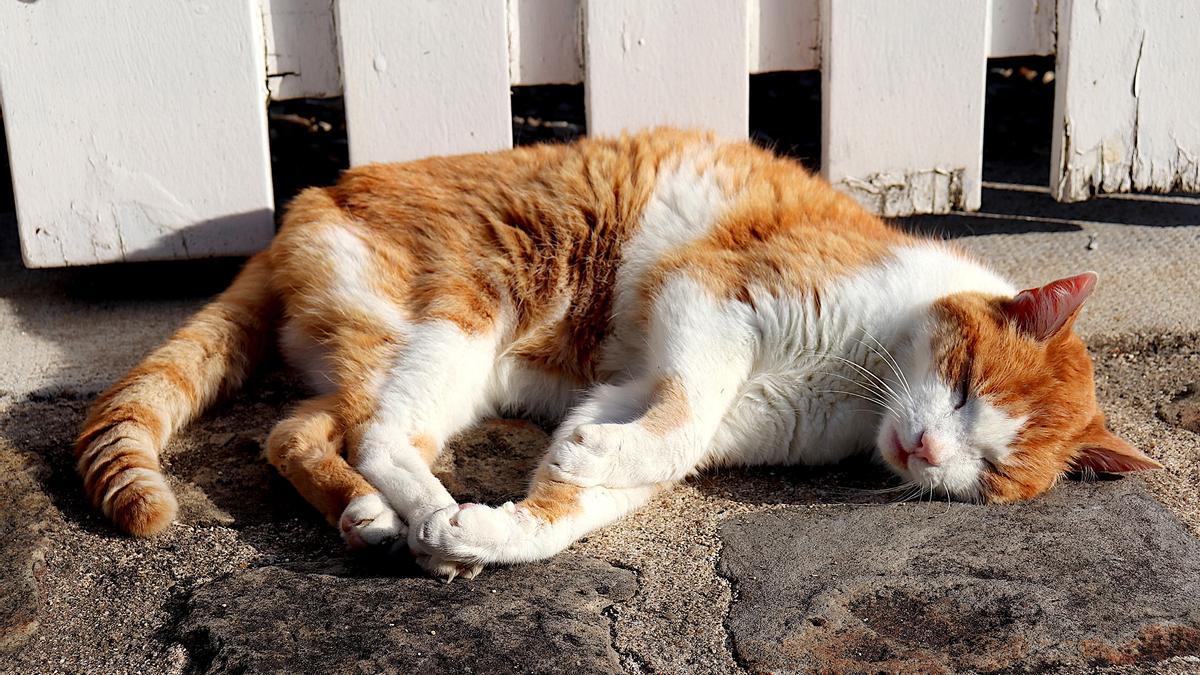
[413,551,483,582]
[339,493,407,551]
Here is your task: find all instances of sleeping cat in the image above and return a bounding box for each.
[75,128,1160,579]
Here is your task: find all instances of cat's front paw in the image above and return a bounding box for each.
[339,493,407,551]
[410,502,526,578]
[549,423,652,488]
[546,424,621,487]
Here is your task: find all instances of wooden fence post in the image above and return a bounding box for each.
[0,1,275,267]
[821,0,991,216]
[1050,0,1200,201]
[336,0,513,165]
[583,0,749,138]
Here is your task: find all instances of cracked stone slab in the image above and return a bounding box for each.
[177,556,636,674]
[0,446,54,654]
[719,480,1200,672]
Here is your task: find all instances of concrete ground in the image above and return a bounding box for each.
[1,181,1199,674]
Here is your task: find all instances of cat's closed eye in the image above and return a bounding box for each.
[953,365,972,410]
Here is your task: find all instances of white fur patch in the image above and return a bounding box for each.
[602,144,733,375]
[704,242,1024,494]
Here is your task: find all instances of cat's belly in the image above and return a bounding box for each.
[279,318,339,395]
[488,355,581,423]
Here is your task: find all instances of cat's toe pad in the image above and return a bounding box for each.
[339,493,406,550]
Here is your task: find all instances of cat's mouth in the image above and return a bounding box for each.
[887,428,909,470]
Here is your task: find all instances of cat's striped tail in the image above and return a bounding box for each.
[75,252,278,536]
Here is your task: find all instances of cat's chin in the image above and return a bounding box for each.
[874,444,984,503]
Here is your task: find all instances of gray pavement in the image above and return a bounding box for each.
[1,181,1199,673]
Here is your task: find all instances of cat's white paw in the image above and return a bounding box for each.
[411,502,526,575]
[546,424,622,487]
[339,493,406,551]
[550,423,651,488]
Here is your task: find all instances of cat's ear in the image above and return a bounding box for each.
[1070,416,1161,473]
[1003,272,1098,341]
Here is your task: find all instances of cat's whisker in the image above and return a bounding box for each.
[851,482,919,495]
[857,328,912,396]
[807,350,908,409]
[814,370,901,412]
[814,389,902,420]
[845,408,888,417]
[895,484,926,504]
[854,330,916,407]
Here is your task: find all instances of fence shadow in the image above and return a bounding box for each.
[901,183,1200,239]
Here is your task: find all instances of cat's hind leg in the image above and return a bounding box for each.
[266,396,405,549]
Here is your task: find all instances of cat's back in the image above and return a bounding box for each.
[281,127,896,258]
[270,128,914,385]
[315,128,719,242]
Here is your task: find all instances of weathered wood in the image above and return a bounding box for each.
[261,0,342,100]
[583,0,749,138]
[0,1,275,267]
[990,0,1055,58]
[508,0,583,86]
[336,0,512,165]
[820,0,990,216]
[1050,0,1200,202]
[750,0,820,72]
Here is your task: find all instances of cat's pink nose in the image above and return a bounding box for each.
[910,430,942,466]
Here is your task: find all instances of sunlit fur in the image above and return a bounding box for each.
[75,129,1158,577]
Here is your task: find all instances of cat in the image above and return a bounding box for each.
[75,128,1160,579]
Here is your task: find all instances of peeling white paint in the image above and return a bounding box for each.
[1051,0,1200,201]
[820,0,989,215]
[839,168,966,217]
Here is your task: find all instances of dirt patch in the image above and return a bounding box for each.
[1158,384,1200,435]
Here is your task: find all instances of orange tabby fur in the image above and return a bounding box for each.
[75,128,1155,550]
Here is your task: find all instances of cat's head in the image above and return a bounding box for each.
[877,272,1160,502]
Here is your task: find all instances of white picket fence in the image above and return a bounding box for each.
[1,0,1196,267]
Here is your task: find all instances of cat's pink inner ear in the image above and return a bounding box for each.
[1005,272,1098,340]
[1071,420,1162,473]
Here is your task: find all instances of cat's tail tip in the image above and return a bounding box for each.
[77,432,179,537]
[107,472,178,537]
[109,470,177,533]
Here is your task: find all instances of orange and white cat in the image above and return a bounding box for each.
[75,129,1160,579]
